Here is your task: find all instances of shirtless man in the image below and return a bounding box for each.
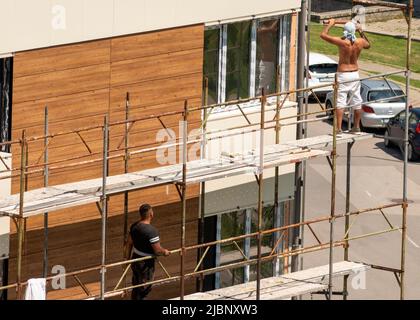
[320,19,371,134]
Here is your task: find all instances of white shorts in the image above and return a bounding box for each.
[337,71,363,110]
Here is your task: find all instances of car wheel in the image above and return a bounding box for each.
[384,130,392,148]
[325,101,333,117]
[408,143,418,161]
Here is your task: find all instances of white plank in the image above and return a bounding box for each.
[174,261,370,300]
[0,133,372,218]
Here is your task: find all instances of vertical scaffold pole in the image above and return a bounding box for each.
[43,106,49,279]
[256,89,266,300]
[123,93,130,246]
[328,74,338,300]
[343,141,352,300]
[180,100,188,300]
[17,130,26,300]
[198,78,209,292]
[100,115,109,300]
[401,0,413,301]
[293,0,307,274]
[274,67,281,276]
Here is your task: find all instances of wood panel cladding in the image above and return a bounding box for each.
[8,199,200,300]
[9,24,204,300]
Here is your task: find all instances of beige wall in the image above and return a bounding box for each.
[203,101,297,214]
[0,0,300,55]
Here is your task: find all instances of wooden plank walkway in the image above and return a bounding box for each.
[173,261,370,300]
[0,133,372,218]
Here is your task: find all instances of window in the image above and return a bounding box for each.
[202,14,292,109]
[308,63,338,74]
[219,210,246,288]
[249,206,274,280]
[0,57,13,153]
[203,28,220,105]
[256,19,279,96]
[0,259,7,300]
[214,203,289,289]
[226,21,251,102]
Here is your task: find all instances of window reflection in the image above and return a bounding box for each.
[256,19,279,96]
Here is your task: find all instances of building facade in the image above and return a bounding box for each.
[0,0,300,299]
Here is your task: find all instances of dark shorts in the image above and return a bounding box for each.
[131,258,155,300]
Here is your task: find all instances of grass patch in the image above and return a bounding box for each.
[310,23,420,73]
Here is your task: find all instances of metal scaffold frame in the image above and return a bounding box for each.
[0,0,413,301]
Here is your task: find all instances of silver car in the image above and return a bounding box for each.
[325,79,406,128]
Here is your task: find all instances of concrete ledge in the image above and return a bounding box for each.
[312,6,404,23]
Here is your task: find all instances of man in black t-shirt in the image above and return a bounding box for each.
[125,204,170,300]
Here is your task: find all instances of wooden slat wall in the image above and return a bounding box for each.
[8,24,204,300]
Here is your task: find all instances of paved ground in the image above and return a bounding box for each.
[299,89,420,300]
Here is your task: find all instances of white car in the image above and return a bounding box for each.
[305,52,338,99]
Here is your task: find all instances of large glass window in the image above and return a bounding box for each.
[202,14,292,109]
[225,21,251,102]
[203,28,220,105]
[219,210,246,288]
[256,19,279,96]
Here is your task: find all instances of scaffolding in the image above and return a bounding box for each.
[0,0,414,300]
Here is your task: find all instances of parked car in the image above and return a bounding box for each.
[325,79,406,129]
[384,107,420,161]
[305,52,338,99]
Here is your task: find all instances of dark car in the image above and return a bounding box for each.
[384,107,420,161]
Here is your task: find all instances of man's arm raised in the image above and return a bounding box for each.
[320,19,346,46]
[356,23,371,49]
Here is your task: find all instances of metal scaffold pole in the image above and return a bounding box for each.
[16,130,27,300]
[123,93,130,246]
[401,0,413,301]
[328,74,339,300]
[43,106,49,279]
[293,0,307,273]
[100,115,109,300]
[256,89,266,300]
[198,78,209,292]
[343,140,352,300]
[274,67,281,276]
[180,100,188,300]
[300,0,312,277]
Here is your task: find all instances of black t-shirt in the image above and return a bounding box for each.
[130,221,160,256]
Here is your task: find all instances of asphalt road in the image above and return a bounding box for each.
[299,88,420,300]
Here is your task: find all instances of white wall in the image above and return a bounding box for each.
[204,101,297,215]
[0,152,11,259]
[0,0,300,55]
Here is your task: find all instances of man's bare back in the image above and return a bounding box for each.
[337,39,364,72]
